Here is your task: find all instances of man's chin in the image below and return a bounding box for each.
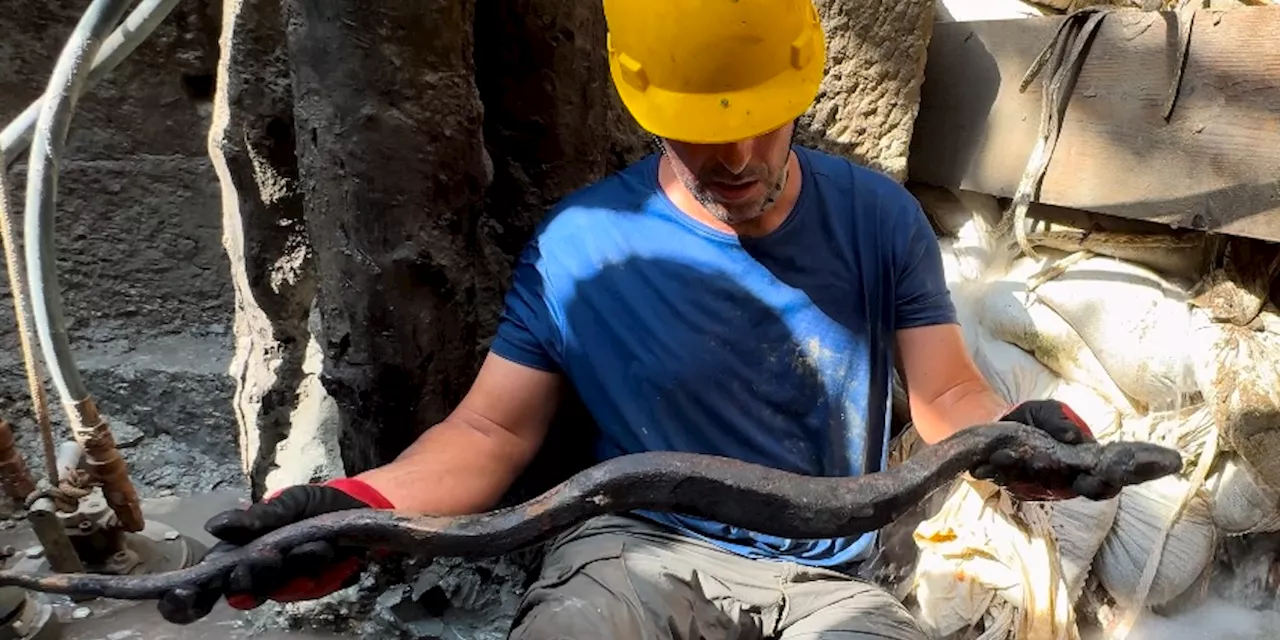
[715,204,767,226]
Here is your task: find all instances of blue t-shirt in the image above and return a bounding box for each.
[489,145,957,571]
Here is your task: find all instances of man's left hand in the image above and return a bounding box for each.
[971,399,1120,502]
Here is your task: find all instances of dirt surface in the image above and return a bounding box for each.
[0,491,352,639]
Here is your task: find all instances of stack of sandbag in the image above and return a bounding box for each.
[901,186,1280,636]
[908,201,1114,639]
[977,253,1142,420]
[1093,473,1218,611]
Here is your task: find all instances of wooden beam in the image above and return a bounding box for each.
[908,6,1280,244]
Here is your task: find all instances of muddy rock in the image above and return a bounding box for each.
[0,0,234,501]
[209,0,318,500]
[798,0,936,182]
[0,0,220,162]
[280,0,492,474]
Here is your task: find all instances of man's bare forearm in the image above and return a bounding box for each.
[354,416,541,515]
[912,379,1012,445]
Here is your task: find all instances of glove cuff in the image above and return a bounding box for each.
[323,477,396,510]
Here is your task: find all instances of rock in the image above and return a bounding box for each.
[0,0,236,503]
[280,0,493,473]
[0,0,219,163]
[103,419,144,449]
[797,0,936,182]
[471,0,646,504]
[209,0,318,499]
[1,157,229,349]
[262,304,344,494]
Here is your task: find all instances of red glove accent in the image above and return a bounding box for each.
[226,478,394,610]
[1056,402,1095,440]
[322,477,397,510]
[258,477,395,508]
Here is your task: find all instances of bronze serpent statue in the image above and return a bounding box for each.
[0,422,1182,601]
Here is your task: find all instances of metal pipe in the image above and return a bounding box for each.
[5,169,82,577]
[0,153,58,482]
[1,0,184,169]
[26,499,84,574]
[23,0,144,532]
[0,419,35,502]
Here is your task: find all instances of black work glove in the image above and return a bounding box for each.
[971,399,1120,502]
[157,479,392,625]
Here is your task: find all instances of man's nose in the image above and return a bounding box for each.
[713,141,754,175]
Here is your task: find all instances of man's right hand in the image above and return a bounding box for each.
[157,478,395,624]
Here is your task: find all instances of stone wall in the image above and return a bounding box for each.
[0,0,240,497]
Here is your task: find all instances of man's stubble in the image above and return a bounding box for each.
[657,135,792,227]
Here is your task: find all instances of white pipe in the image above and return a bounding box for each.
[23,0,135,405]
[1,0,184,169]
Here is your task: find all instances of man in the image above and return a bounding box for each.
[158,1,1111,636]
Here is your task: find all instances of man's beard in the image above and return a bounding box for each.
[685,162,790,226]
[658,139,791,226]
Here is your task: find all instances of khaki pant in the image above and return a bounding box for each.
[508,514,926,640]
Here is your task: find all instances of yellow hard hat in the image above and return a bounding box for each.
[603,0,827,145]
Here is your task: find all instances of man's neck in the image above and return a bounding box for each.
[658,150,803,239]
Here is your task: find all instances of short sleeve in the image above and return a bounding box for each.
[489,239,564,372]
[893,197,959,330]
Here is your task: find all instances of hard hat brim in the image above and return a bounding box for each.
[610,49,826,145]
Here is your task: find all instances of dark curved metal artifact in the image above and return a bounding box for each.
[0,422,1182,602]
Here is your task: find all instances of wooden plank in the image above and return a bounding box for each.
[908,6,1280,244]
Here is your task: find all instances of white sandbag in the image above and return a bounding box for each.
[948,278,1061,408]
[1095,475,1217,609]
[1033,255,1203,412]
[1192,306,1280,492]
[911,185,1004,240]
[911,478,1084,640]
[911,477,1117,639]
[1121,405,1215,474]
[1207,454,1280,535]
[938,227,1004,287]
[977,259,1139,416]
[1050,495,1121,599]
[938,237,973,287]
[972,334,1061,408]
